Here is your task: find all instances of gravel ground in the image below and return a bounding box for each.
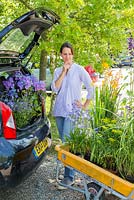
[0,147,120,200]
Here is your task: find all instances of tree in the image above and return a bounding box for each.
[1,0,134,72]
[1,0,134,116]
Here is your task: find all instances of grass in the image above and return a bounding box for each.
[45,95,59,139]
[45,95,61,154]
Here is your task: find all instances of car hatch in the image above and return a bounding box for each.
[0,8,59,69]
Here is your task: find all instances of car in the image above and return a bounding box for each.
[0,8,59,188]
[84,65,99,82]
[112,56,134,68]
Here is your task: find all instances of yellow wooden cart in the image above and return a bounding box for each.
[55,145,134,200]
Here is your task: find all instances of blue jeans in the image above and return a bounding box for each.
[56,117,74,181]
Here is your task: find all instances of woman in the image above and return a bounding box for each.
[51,42,94,187]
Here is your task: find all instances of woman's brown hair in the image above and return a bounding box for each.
[60,42,74,55]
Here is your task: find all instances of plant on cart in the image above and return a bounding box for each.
[91,68,123,129]
[116,104,134,181]
[66,104,92,157]
[89,117,123,172]
[65,68,134,182]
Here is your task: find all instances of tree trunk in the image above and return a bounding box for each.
[47,54,57,116]
[39,49,47,81]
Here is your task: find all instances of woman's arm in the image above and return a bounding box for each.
[75,66,94,109]
[54,68,66,89]
[55,63,71,89]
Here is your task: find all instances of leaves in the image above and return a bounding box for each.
[1,0,134,73]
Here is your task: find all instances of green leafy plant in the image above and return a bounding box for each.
[90,68,134,177]
[91,69,124,129]
[66,105,92,157]
[90,117,123,171]
[66,128,91,157]
[115,105,134,179]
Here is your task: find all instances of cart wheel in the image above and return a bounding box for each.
[87,182,101,199]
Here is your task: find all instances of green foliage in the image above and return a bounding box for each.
[1,0,134,73]
[116,101,134,178]
[0,0,28,29]
[13,93,43,128]
[90,118,123,171]
[65,67,134,180]
[66,128,92,157]
[91,69,124,128]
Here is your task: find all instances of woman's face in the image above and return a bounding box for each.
[61,47,73,64]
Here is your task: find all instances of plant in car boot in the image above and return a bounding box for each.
[1,70,46,128]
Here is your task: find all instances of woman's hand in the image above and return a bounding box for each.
[63,62,71,74]
[75,99,90,110]
[55,63,72,89]
[75,100,83,108]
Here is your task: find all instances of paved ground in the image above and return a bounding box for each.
[0,149,120,200]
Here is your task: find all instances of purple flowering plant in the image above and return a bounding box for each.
[128,37,134,56]
[1,70,46,128]
[67,102,91,129]
[66,102,92,156]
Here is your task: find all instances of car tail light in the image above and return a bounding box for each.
[0,102,16,139]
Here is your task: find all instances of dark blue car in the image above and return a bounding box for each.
[0,8,59,188]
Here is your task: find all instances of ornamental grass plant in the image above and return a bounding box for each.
[91,67,134,179]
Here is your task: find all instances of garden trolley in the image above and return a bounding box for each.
[55,145,134,200]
